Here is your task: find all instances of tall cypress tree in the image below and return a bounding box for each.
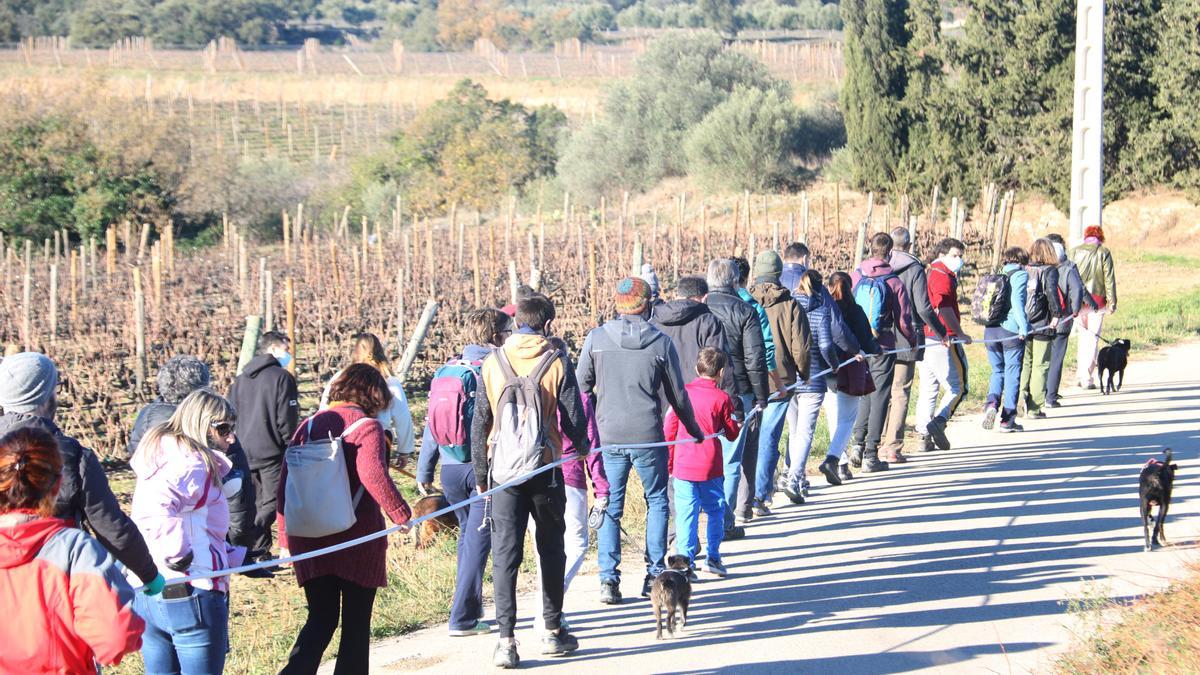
[1149,0,1200,194]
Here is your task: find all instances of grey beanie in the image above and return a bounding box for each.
[640,264,661,298]
[0,352,59,414]
[156,356,212,404]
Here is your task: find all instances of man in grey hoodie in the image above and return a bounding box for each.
[577,277,704,605]
[880,227,948,463]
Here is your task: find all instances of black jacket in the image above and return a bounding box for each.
[228,354,299,468]
[889,251,947,361]
[126,400,176,458]
[0,413,159,584]
[651,299,728,384]
[705,286,770,407]
[836,299,881,357]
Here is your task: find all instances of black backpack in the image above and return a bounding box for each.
[971,269,1017,327]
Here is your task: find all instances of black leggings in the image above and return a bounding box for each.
[280,575,377,675]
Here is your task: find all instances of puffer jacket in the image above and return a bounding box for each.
[706,286,770,408]
[0,515,144,673]
[0,413,159,585]
[651,299,728,383]
[130,434,243,593]
[889,251,947,360]
[794,291,840,394]
[749,280,813,387]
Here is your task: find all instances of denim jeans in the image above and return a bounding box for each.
[599,447,669,583]
[135,587,229,675]
[823,379,860,465]
[673,477,726,564]
[721,393,755,529]
[785,391,824,487]
[985,327,1025,422]
[754,399,790,502]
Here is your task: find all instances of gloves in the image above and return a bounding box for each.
[143,573,166,596]
[587,496,609,530]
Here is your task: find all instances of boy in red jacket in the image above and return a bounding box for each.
[665,348,740,577]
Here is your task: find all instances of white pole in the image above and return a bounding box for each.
[1069,0,1104,246]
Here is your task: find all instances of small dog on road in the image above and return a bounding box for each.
[651,555,692,640]
[1097,338,1131,394]
[1139,449,1176,552]
[410,494,459,549]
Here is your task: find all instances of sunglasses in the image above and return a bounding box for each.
[210,421,236,436]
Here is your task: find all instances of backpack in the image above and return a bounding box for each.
[487,348,559,485]
[971,269,1016,327]
[852,272,895,333]
[426,359,483,463]
[1025,266,1052,326]
[283,414,376,538]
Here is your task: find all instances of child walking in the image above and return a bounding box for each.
[665,348,741,577]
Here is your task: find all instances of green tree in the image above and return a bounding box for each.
[699,0,738,37]
[1149,0,1200,194]
[685,87,800,192]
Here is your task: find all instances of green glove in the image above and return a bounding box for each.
[143,573,166,596]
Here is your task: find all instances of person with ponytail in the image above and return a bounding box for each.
[321,332,416,469]
[130,389,243,675]
[1,427,145,673]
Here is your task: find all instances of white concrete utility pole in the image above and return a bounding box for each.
[1069,0,1105,245]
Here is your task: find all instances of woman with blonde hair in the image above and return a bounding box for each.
[130,388,244,675]
[1019,238,1065,418]
[321,332,415,468]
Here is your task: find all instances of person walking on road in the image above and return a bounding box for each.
[651,275,728,382]
[915,238,971,452]
[228,331,299,563]
[1070,225,1118,389]
[984,247,1031,433]
[577,277,703,606]
[321,333,417,469]
[1045,233,1097,407]
[824,273,880,482]
[1019,239,1066,419]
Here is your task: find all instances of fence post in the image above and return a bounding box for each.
[398,301,439,383]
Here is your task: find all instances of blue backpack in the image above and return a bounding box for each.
[426,359,483,463]
[853,272,896,333]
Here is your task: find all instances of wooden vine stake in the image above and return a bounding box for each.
[49,264,58,343]
[285,278,296,375]
[132,267,147,390]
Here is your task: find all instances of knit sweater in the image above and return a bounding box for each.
[278,404,411,588]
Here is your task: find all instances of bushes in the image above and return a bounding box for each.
[685,88,800,192]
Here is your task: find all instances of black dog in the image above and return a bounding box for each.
[650,555,692,639]
[1139,449,1176,552]
[1097,338,1131,394]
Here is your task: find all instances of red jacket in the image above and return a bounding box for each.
[926,260,961,338]
[665,378,739,482]
[0,514,144,674]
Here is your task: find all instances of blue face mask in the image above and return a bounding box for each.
[274,351,292,369]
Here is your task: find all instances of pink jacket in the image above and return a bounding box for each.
[131,436,243,593]
[560,395,609,497]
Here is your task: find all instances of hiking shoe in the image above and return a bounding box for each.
[705,558,728,577]
[541,628,579,656]
[919,434,937,453]
[819,456,842,486]
[737,506,753,523]
[686,566,699,582]
[887,449,908,464]
[982,406,998,430]
[861,457,890,473]
[641,575,653,598]
[752,501,772,518]
[724,525,746,540]
[782,481,804,505]
[926,416,951,451]
[493,639,520,668]
[449,621,493,637]
[599,580,622,605]
[848,445,864,468]
[838,464,854,481]
[998,420,1024,433]
[1046,400,1062,409]
[1026,410,1047,419]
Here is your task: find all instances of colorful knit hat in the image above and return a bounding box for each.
[614,277,651,315]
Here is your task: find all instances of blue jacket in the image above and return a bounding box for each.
[1000,263,1030,337]
[782,262,853,350]
[738,287,776,372]
[416,344,493,484]
[794,291,840,394]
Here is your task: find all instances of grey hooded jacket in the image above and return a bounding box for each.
[889,250,947,361]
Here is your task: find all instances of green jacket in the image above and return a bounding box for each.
[1070,242,1117,309]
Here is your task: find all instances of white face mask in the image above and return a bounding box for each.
[943,256,965,274]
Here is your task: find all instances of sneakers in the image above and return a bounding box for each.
[599,580,622,605]
[848,445,864,468]
[705,558,728,577]
[752,501,772,518]
[885,449,908,464]
[641,575,653,598]
[1046,400,1062,409]
[819,455,842,486]
[801,480,811,497]
[541,628,579,657]
[1025,410,1047,419]
[493,639,520,668]
[723,525,746,540]
[919,434,936,453]
[449,621,493,637]
[998,420,1024,433]
[782,481,805,505]
[982,406,998,430]
[861,457,889,473]
[926,416,951,451]
[686,566,699,582]
[736,506,753,523]
[838,464,854,481]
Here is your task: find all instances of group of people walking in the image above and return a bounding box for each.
[0,224,1116,673]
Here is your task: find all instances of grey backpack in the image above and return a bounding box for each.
[283,415,374,538]
[487,348,559,485]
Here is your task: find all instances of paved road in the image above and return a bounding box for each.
[354,341,1200,674]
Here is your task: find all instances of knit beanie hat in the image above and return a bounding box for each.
[753,250,783,280]
[0,352,58,414]
[639,264,661,299]
[614,277,651,315]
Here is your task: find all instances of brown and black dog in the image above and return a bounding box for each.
[410,494,459,549]
[651,555,692,640]
[1139,449,1177,552]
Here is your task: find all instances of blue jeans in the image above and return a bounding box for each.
[135,588,229,675]
[441,462,490,631]
[755,399,790,502]
[599,447,669,583]
[985,327,1025,422]
[721,393,755,529]
[674,477,726,564]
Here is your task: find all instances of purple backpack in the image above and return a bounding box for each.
[426,359,482,463]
